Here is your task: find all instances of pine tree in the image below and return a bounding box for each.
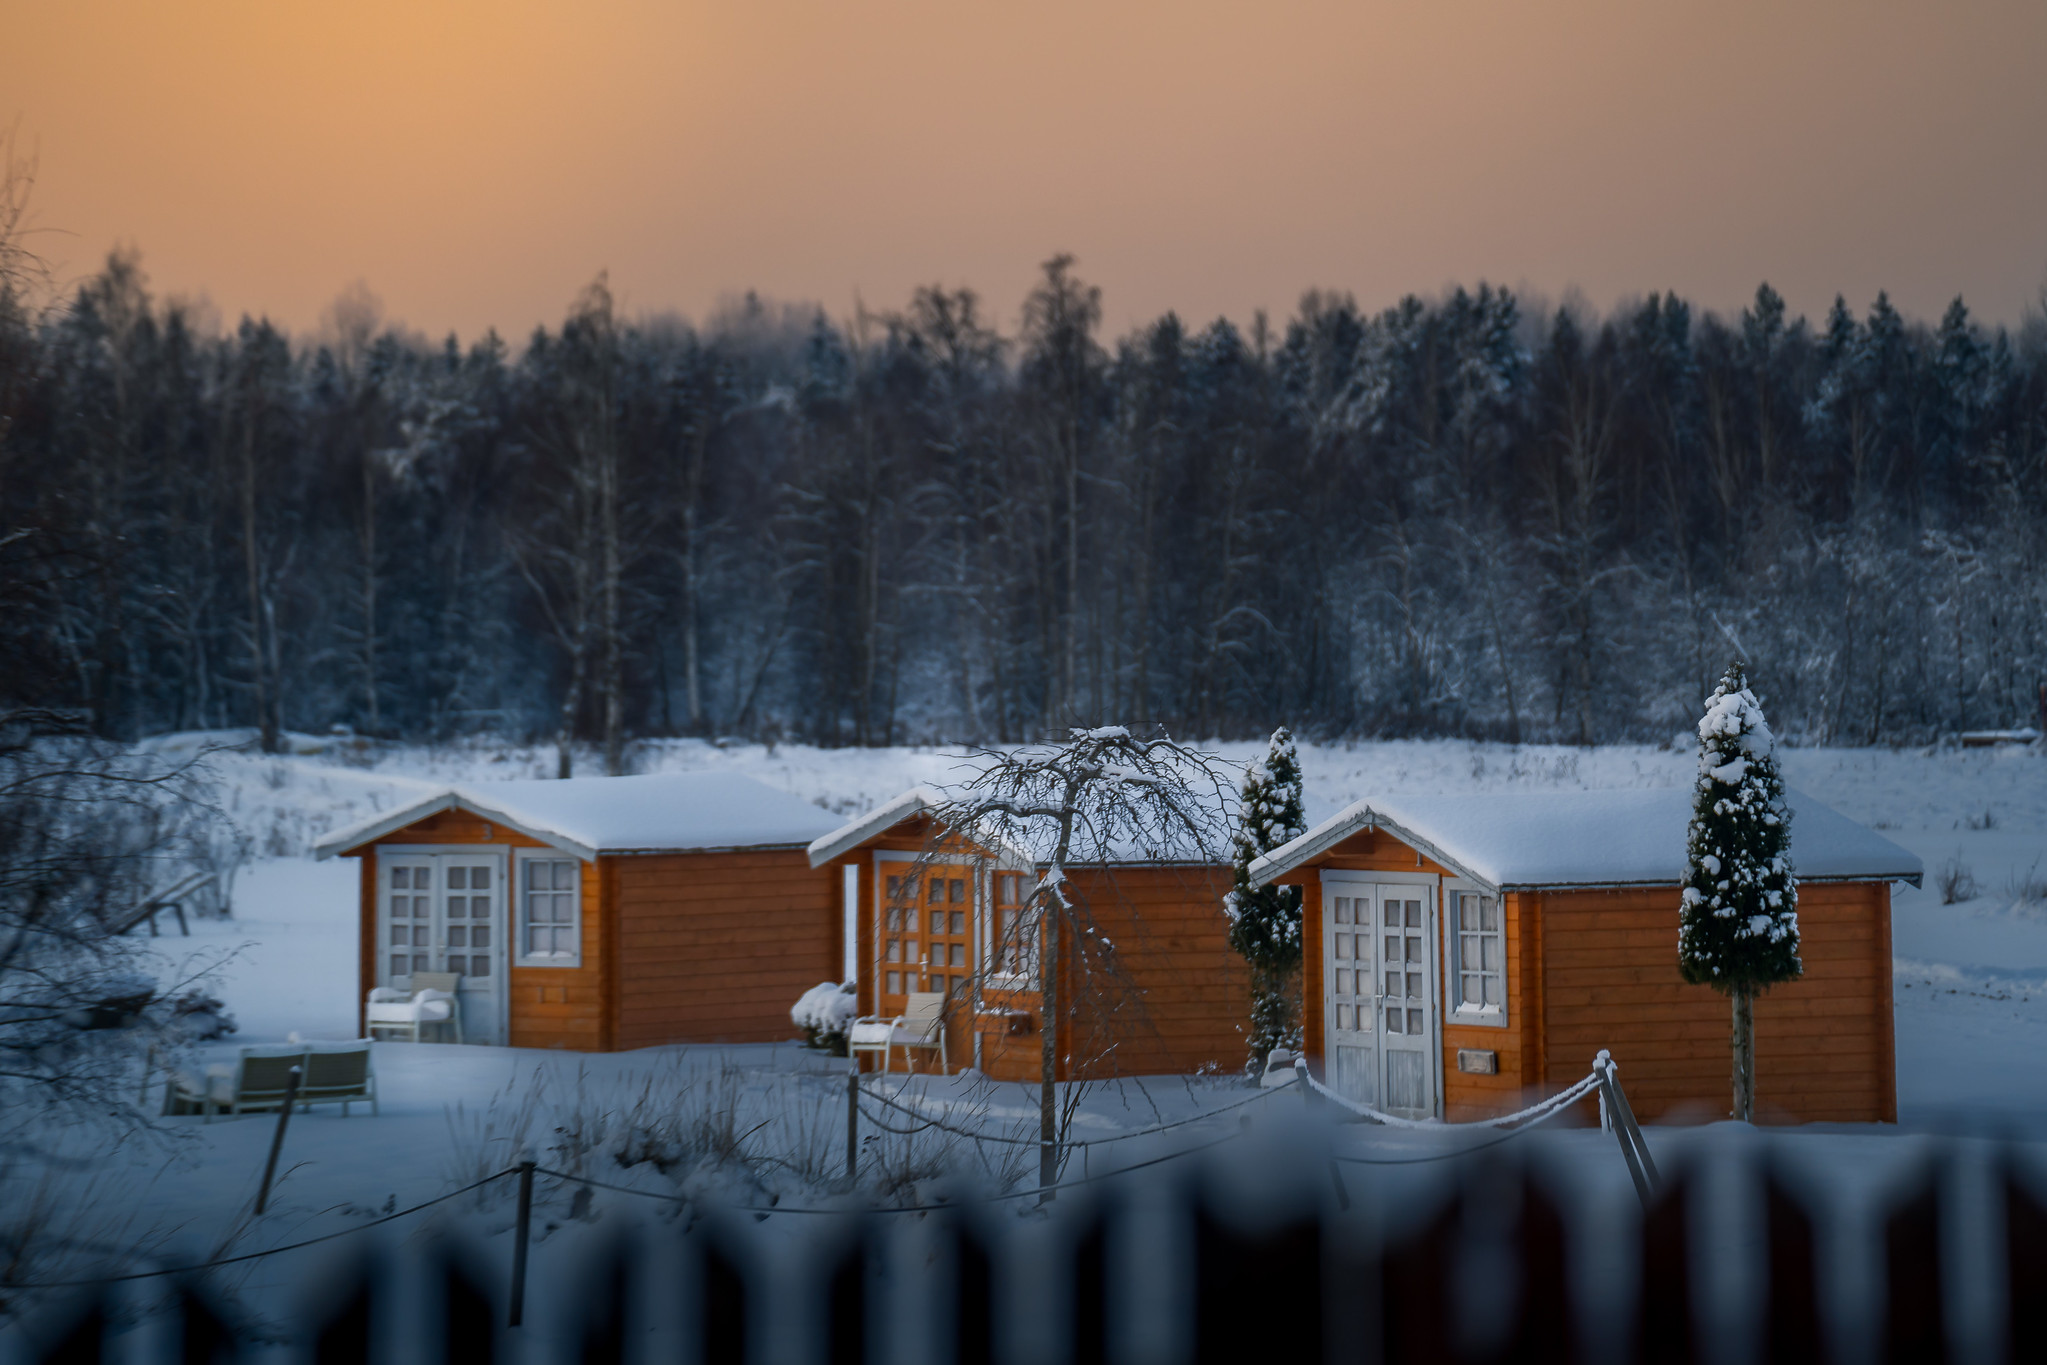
[1679,662,1800,1121]
[1226,727,1307,1070]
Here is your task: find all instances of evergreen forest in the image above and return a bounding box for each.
[4,250,2045,761]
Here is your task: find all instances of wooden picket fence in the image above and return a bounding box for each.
[11,1143,2046,1363]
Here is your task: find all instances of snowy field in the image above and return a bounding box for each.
[6,735,2045,1352]
[151,731,2047,1123]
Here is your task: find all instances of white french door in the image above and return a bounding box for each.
[377,849,506,1044]
[1323,887,1379,1106]
[1323,879,1440,1119]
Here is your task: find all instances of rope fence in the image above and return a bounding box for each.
[1,1050,1656,1309]
[853,1071,1298,1147]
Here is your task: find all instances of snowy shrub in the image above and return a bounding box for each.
[1935,853,1979,905]
[2008,859,2047,910]
[165,992,237,1041]
[791,981,858,1055]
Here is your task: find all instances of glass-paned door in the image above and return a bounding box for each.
[382,855,437,988]
[377,850,504,1044]
[1376,890,1437,1117]
[440,855,500,1044]
[877,861,976,1017]
[1323,887,1377,1105]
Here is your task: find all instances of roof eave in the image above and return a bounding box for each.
[312,789,595,861]
[1248,806,1500,895]
[1494,870,1924,893]
[807,789,936,868]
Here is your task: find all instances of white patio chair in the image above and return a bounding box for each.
[366,973,462,1043]
[847,991,948,1075]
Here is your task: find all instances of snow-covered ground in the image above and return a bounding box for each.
[157,731,2047,1122]
[7,735,2044,1352]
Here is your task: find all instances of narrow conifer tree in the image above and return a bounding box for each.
[1226,727,1307,1070]
[1679,663,1801,1121]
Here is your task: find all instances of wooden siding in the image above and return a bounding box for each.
[831,828,1246,1083]
[611,849,838,1048]
[1538,880,1894,1123]
[350,808,587,1045]
[1067,864,1245,1077]
[1283,828,1533,1118]
[1285,826,1895,1125]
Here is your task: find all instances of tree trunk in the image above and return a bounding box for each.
[238,384,277,755]
[1039,877,1060,1198]
[557,629,585,779]
[361,453,379,737]
[682,420,705,734]
[1731,982,1755,1123]
[601,432,623,777]
[1040,789,1079,1201]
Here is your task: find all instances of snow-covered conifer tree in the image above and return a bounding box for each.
[1679,662,1800,1122]
[1226,727,1307,1070]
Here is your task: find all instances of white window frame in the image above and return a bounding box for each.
[981,862,1037,990]
[514,849,584,968]
[1443,878,1508,1028]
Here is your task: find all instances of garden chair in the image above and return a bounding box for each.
[296,1041,377,1115]
[847,991,948,1075]
[365,972,462,1043]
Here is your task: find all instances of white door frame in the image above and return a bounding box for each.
[374,845,511,1046]
[1321,870,1442,1118]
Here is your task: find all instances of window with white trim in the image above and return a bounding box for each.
[982,870,1038,983]
[1450,890,1504,1020]
[518,855,582,966]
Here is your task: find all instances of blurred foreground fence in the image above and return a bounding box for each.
[11,1140,2047,1364]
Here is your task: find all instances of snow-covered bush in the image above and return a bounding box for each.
[791,981,858,1055]
[1678,663,1800,1121]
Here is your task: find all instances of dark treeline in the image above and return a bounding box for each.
[3,249,2045,763]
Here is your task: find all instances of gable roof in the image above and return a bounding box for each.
[806,787,1039,869]
[313,772,842,861]
[1248,787,1923,894]
[806,787,944,867]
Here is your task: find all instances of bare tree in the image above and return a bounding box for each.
[0,709,234,1167]
[321,281,387,736]
[1020,255,1103,725]
[517,275,629,776]
[928,727,1234,1196]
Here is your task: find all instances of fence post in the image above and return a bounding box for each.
[844,1061,859,1187]
[1595,1055,1655,1210]
[254,1065,301,1215]
[1604,1059,1660,1188]
[1295,1056,1315,1111]
[508,1159,536,1328]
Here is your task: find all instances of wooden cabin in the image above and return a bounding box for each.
[1250,789,1921,1124]
[806,789,1249,1082]
[313,773,844,1050]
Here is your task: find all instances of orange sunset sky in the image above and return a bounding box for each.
[7,0,2046,341]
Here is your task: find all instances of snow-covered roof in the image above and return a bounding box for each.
[1249,787,1922,893]
[313,772,842,861]
[806,787,946,867]
[806,787,1037,869]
